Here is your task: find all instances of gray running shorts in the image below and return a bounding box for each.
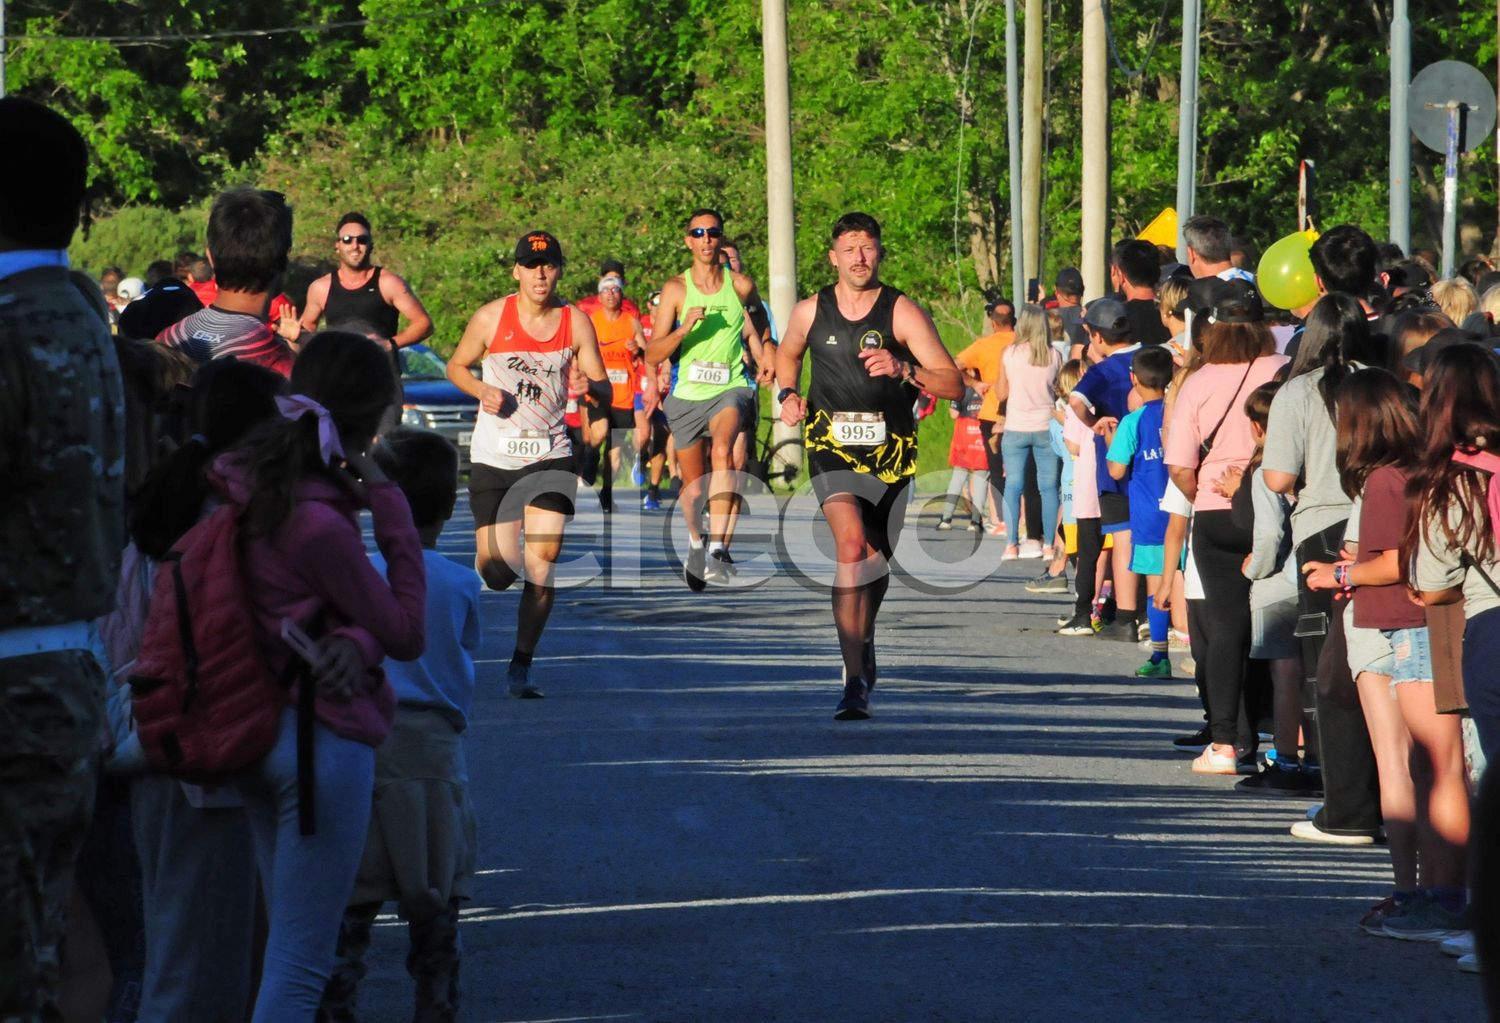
[664,386,753,446]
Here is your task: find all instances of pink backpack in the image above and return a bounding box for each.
[1451,447,1500,594]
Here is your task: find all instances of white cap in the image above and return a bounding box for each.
[116,277,145,303]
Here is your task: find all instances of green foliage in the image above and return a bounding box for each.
[71,206,205,278]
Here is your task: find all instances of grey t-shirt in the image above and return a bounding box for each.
[1262,368,1353,546]
[1415,503,1500,620]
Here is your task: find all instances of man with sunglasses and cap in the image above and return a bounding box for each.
[446,231,610,699]
[647,208,772,590]
[300,212,433,350]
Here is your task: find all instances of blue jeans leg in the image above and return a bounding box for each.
[999,431,1031,542]
[1030,432,1060,545]
[238,708,374,1023]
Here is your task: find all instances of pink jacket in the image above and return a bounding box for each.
[209,455,427,746]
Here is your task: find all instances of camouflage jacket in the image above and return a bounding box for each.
[0,266,124,629]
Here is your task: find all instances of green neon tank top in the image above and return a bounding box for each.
[671,270,747,401]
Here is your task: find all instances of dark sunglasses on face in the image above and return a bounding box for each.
[687,227,724,239]
[339,234,372,245]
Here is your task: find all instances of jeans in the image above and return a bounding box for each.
[237,708,375,1023]
[1463,607,1500,760]
[1000,429,1059,546]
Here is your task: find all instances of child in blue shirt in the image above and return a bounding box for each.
[322,428,482,1023]
[1106,346,1174,678]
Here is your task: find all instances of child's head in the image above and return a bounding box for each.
[1334,368,1419,500]
[1045,307,1065,344]
[287,331,398,455]
[1128,346,1173,398]
[1157,276,1189,329]
[372,428,460,531]
[1056,358,1084,398]
[1243,381,1280,447]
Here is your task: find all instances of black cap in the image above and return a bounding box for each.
[515,231,564,267]
[1158,262,1189,285]
[118,281,203,340]
[1055,267,1084,294]
[1082,297,1130,337]
[1208,278,1264,324]
[1404,327,1493,375]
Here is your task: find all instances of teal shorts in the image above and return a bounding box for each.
[1130,543,1165,576]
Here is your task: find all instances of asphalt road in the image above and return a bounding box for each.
[357,485,1485,1022]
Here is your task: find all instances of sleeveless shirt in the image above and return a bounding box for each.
[325,266,400,339]
[590,308,641,410]
[670,271,747,402]
[470,296,574,470]
[803,284,919,481]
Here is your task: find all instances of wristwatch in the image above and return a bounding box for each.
[777,387,799,404]
[900,361,918,385]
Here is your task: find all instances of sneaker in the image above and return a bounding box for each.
[1000,545,1021,562]
[1136,620,1151,642]
[685,545,707,591]
[1289,819,1376,846]
[834,676,871,720]
[1457,952,1480,973]
[507,664,545,699]
[1094,619,1138,642]
[966,519,981,531]
[1169,629,1192,651]
[1359,895,1408,936]
[1057,613,1077,627]
[1177,655,1197,677]
[1191,744,1242,775]
[1057,614,1098,637]
[1440,932,1476,957]
[631,456,645,486]
[1382,894,1468,942]
[935,518,954,531]
[1018,539,1044,559]
[642,494,662,511]
[1233,763,1322,797]
[1025,571,1069,594]
[986,522,1006,536]
[1305,803,1323,821]
[1172,726,1211,751]
[1134,659,1172,679]
[1041,545,1057,560]
[703,550,732,586]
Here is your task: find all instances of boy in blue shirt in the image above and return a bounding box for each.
[1106,346,1174,678]
[322,428,482,1023]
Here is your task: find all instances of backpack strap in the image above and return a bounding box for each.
[1451,447,1500,599]
[293,607,327,837]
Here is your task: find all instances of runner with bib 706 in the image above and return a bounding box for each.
[775,211,963,720]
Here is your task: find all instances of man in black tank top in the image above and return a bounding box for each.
[774,212,962,720]
[299,211,433,348]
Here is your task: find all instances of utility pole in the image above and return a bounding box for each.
[1021,0,1044,289]
[1005,0,1024,303]
[1174,0,1199,260]
[761,0,796,338]
[1389,0,1411,252]
[1081,0,1108,300]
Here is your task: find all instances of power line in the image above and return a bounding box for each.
[0,0,509,48]
[1099,0,1171,79]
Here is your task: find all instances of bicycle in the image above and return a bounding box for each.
[748,414,805,489]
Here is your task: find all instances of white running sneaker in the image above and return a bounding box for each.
[1440,932,1475,957]
[1018,539,1044,559]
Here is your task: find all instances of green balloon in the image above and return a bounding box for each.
[1257,230,1320,311]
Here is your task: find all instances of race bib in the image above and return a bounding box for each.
[499,430,548,460]
[607,369,630,385]
[830,412,886,447]
[686,361,731,386]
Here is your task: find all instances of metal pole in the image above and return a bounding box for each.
[761,0,796,335]
[1005,0,1024,303]
[1389,0,1410,252]
[1021,0,1044,288]
[1081,0,1108,300]
[1174,0,1198,261]
[1442,102,1460,279]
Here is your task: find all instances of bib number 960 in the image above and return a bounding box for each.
[500,431,547,459]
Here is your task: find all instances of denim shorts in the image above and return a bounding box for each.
[1344,603,1395,677]
[1385,626,1434,685]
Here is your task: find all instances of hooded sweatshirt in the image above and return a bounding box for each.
[209,453,426,746]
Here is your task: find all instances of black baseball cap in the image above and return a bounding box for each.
[1208,278,1264,324]
[1055,267,1084,294]
[515,231,564,267]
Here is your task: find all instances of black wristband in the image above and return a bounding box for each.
[777,387,798,404]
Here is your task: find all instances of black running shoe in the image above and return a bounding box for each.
[1234,764,1323,797]
[834,677,871,720]
[1172,725,1211,751]
[685,546,707,591]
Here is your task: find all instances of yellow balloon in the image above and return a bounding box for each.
[1257,229,1321,310]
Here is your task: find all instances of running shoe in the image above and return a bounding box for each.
[1134,659,1172,679]
[1289,819,1376,846]
[631,456,645,486]
[1025,571,1069,594]
[834,676,871,721]
[1172,726,1210,751]
[1057,614,1098,637]
[685,546,707,591]
[642,494,661,511]
[1094,619,1138,643]
[507,664,545,700]
[1233,763,1322,797]
[1382,895,1468,943]
[1190,744,1241,775]
[1136,620,1150,642]
[1440,932,1476,957]
[1457,953,1480,973]
[1018,539,1044,559]
[1359,895,1407,937]
[935,518,954,531]
[703,550,732,586]
[1169,629,1192,651]
[966,519,982,531]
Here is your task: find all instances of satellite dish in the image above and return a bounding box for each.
[1409,60,1497,155]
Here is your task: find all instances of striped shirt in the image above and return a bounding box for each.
[157,306,294,377]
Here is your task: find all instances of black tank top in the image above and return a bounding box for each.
[802,284,919,480]
[324,266,400,339]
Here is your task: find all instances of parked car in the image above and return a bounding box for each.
[398,344,478,470]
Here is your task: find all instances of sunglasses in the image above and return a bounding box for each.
[339,234,372,246]
[687,227,724,239]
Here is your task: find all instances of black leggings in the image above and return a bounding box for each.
[1193,510,1254,747]
[1072,517,1104,619]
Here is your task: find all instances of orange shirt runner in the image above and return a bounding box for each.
[590,308,642,410]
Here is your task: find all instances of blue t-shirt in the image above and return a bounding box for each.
[370,548,482,730]
[1105,399,1169,546]
[1073,345,1140,496]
